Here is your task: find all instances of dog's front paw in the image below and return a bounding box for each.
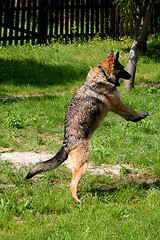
[132,112,149,122]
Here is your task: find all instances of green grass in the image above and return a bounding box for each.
[0,161,160,240]
[0,36,160,239]
[1,36,159,96]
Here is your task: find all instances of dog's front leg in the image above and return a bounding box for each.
[115,102,149,122]
[110,95,149,122]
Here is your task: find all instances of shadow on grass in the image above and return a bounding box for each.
[80,178,160,202]
[0,57,87,89]
[0,93,71,102]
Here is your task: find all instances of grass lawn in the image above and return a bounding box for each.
[0,36,160,239]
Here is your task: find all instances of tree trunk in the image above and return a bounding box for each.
[124,0,156,92]
[124,42,139,91]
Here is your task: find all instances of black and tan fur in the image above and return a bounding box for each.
[26,51,148,202]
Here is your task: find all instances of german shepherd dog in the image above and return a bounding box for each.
[26,51,148,202]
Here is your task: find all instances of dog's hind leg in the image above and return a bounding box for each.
[68,141,90,202]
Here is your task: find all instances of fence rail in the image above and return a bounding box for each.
[0,0,160,46]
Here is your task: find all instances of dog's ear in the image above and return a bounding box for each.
[107,50,114,59]
[114,52,119,62]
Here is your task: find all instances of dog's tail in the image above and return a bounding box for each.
[25,146,68,179]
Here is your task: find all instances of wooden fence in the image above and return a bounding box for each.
[0,0,160,46]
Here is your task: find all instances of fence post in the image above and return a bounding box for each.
[38,0,48,44]
[115,9,119,40]
[0,0,3,45]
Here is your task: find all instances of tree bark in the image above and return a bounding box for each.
[124,0,156,92]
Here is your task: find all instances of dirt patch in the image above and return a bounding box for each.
[0,151,135,175]
[0,87,78,101]
[136,82,160,87]
[0,151,53,167]
[1,93,60,100]
[1,151,159,184]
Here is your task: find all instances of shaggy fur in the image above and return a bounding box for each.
[26,51,148,202]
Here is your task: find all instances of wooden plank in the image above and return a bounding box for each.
[26,0,31,43]
[80,0,84,36]
[54,0,58,36]
[151,4,159,34]
[70,0,74,39]
[32,0,37,45]
[95,0,99,34]
[38,0,48,44]
[3,0,10,45]
[100,0,104,37]
[49,0,54,40]
[8,0,15,45]
[115,9,119,40]
[120,17,124,38]
[0,0,3,45]
[110,4,115,38]
[20,0,26,45]
[102,0,110,37]
[104,1,109,36]
[158,3,160,33]
[15,0,21,44]
[86,0,89,37]
[60,0,64,35]
[1,23,39,37]
[0,35,37,41]
[75,0,79,35]
[65,0,69,39]
[91,0,94,35]
[130,0,133,38]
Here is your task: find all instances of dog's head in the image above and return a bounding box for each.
[100,50,131,86]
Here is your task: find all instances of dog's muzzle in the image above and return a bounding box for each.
[115,77,120,86]
[115,71,131,86]
[124,71,131,80]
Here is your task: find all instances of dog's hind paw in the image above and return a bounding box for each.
[142,111,149,117]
